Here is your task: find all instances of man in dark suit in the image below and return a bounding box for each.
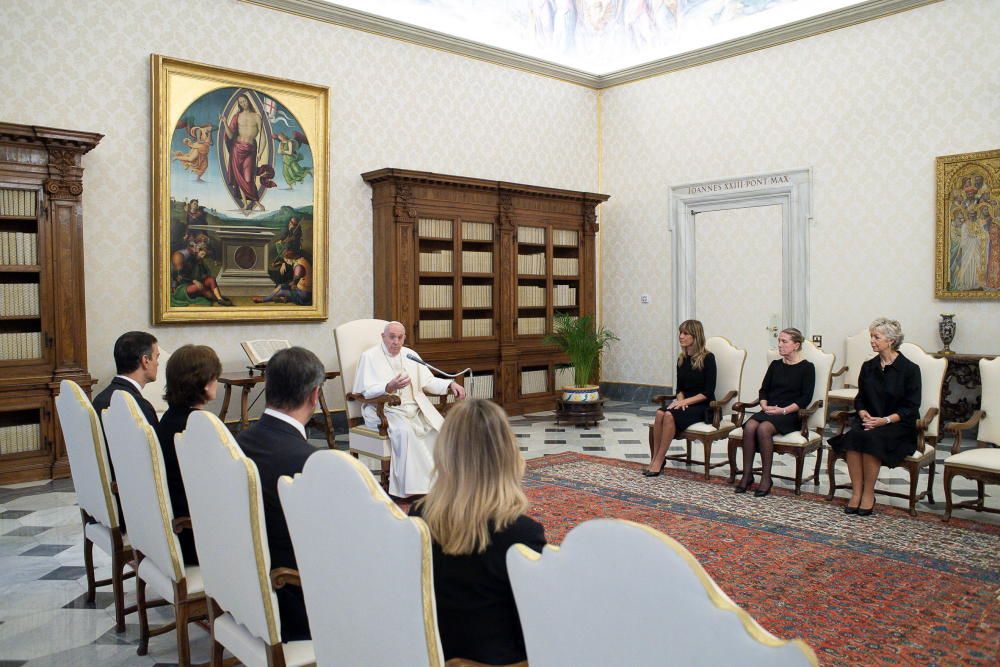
[236,346,324,643]
[91,331,161,532]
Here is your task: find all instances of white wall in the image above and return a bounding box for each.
[599,0,1000,385]
[0,0,598,406]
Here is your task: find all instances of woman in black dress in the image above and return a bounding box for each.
[829,318,921,516]
[646,319,716,477]
[410,399,544,666]
[734,328,815,497]
[154,344,221,564]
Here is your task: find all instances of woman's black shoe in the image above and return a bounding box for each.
[754,481,772,498]
[858,503,875,516]
[643,468,662,478]
[844,504,860,515]
[734,479,753,494]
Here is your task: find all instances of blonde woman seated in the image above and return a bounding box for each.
[734,328,814,498]
[646,319,717,477]
[410,399,544,666]
[829,318,921,517]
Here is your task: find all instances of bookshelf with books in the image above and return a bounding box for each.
[364,168,607,415]
[0,124,102,483]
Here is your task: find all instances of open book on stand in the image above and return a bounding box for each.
[241,339,291,368]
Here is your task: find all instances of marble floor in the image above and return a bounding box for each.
[0,401,994,665]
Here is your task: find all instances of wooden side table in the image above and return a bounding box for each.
[931,352,997,423]
[218,369,341,448]
[555,398,606,428]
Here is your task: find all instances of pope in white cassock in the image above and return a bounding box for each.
[353,321,466,497]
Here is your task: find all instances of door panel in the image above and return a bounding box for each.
[695,205,783,401]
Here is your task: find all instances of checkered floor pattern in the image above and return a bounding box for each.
[0,401,993,664]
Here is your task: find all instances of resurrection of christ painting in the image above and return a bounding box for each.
[151,55,329,323]
[935,148,1000,300]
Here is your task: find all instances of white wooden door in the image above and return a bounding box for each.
[694,205,783,402]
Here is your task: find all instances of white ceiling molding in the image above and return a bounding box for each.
[242,0,941,90]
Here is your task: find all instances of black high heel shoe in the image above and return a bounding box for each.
[734,477,754,494]
[844,502,860,515]
[643,468,662,478]
[858,501,876,517]
[754,481,773,498]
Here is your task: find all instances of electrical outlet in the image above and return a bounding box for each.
[811,334,823,347]
[640,294,650,304]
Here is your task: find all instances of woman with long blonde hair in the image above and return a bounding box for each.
[646,319,717,477]
[410,399,545,666]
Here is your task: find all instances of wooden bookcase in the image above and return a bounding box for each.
[0,123,102,483]
[362,168,608,415]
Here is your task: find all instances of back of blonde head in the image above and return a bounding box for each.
[417,399,528,555]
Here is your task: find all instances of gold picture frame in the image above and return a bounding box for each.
[151,55,329,323]
[935,148,1000,299]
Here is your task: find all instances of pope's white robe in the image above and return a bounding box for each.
[353,344,452,496]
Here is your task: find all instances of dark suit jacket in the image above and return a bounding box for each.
[409,505,546,664]
[235,413,316,642]
[91,377,160,533]
[155,406,198,565]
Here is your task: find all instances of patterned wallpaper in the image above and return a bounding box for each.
[0,0,598,405]
[599,0,1000,385]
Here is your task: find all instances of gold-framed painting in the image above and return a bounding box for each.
[151,55,329,323]
[935,148,1000,300]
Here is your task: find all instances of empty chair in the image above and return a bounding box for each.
[942,356,1000,521]
[176,410,314,667]
[278,449,443,666]
[103,391,206,665]
[54,379,135,632]
[508,519,816,666]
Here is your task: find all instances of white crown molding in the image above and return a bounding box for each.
[242,0,941,89]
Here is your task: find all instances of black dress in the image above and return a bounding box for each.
[155,406,198,565]
[828,353,921,468]
[661,353,717,431]
[748,359,815,435]
[409,505,545,665]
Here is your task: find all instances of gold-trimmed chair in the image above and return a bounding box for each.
[54,379,136,632]
[334,318,398,490]
[942,355,1000,522]
[176,410,314,667]
[827,330,874,412]
[648,336,746,479]
[727,341,835,494]
[507,518,817,666]
[278,449,444,665]
[103,391,207,665]
[826,342,947,515]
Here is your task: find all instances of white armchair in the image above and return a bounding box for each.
[103,391,206,665]
[176,410,314,667]
[827,330,874,410]
[278,450,443,666]
[727,342,835,494]
[649,336,746,479]
[54,379,135,633]
[942,356,1000,521]
[508,519,817,666]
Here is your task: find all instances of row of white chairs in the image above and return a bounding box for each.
[647,335,999,518]
[56,379,817,666]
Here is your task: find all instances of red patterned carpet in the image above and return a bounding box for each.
[521,453,1000,666]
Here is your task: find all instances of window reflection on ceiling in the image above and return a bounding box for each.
[329,0,868,75]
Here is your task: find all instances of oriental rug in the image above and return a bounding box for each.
[521,452,1000,666]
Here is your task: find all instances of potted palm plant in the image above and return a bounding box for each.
[544,314,619,403]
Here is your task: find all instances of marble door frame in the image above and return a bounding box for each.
[667,168,812,377]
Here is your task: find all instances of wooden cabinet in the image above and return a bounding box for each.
[0,123,101,483]
[362,168,608,415]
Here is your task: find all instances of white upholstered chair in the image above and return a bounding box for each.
[648,336,746,479]
[826,342,947,515]
[942,356,1000,521]
[278,449,444,666]
[333,318,397,489]
[140,346,171,417]
[103,391,206,665]
[827,330,875,410]
[54,379,135,632]
[176,410,314,667]
[507,519,817,666]
[727,342,835,494]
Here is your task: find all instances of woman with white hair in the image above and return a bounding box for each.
[410,399,544,666]
[829,318,921,516]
